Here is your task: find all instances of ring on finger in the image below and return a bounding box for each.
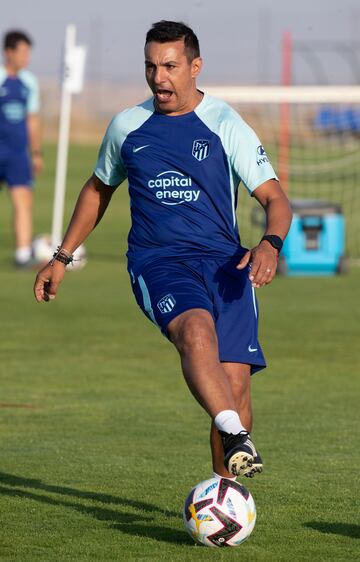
[266,268,271,273]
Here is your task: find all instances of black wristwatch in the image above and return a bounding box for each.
[260,234,283,253]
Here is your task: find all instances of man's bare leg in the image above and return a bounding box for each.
[168,309,260,476]
[168,309,238,417]
[210,363,253,478]
[10,186,33,264]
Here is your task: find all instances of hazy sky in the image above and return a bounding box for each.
[1,0,360,85]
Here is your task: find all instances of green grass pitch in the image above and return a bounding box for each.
[0,145,359,561]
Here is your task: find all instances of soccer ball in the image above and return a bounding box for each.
[183,477,256,547]
[70,243,87,270]
[32,234,87,270]
[32,234,53,262]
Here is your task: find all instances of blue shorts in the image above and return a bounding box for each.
[0,149,32,187]
[130,258,266,374]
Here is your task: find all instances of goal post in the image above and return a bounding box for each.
[202,85,360,261]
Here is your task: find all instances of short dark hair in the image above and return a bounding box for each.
[3,30,32,50]
[145,20,200,62]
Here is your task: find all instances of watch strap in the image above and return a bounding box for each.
[260,234,283,253]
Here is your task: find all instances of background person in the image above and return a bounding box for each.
[0,30,43,267]
[34,21,292,480]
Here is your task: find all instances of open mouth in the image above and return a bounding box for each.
[155,89,174,103]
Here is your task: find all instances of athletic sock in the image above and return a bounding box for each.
[15,246,32,264]
[213,471,237,481]
[214,409,246,435]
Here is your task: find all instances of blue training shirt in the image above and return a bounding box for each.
[94,93,278,274]
[0,66,40,152]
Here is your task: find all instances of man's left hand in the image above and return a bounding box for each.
[236,241,279,288]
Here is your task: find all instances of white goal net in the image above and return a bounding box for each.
[205,86,360,260]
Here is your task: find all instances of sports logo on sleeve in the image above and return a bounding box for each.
[192,139,210,162]
[257,145,269,166]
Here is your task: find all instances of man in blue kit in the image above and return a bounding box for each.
[34,21,292,479]
[1,30,43,267]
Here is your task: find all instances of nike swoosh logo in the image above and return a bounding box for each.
[133,144,150,153]
[248,345,258,352]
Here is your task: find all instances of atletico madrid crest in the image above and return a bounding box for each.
[192,139,210,161]
[157,294,176,313]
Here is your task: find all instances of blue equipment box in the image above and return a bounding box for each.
[280,200,346,276]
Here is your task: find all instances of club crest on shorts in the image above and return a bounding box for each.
[192,139,210,161]
[157,294,176,313]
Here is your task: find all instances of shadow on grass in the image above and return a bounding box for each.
[0,472,192,546]
[0,472,177,517]
[111,521,191,544]
[304,521,360,539]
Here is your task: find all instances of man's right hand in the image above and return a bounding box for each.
[34,261,66,302]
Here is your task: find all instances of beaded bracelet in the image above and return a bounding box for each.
[50,246,74,266]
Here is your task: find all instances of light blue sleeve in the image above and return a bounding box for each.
[19,70,40,113]
[94,114,128,187]
[94,99,154,187]
[196,95,278,195]
[223,107,278,195]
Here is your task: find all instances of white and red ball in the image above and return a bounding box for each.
[183,477,256,547]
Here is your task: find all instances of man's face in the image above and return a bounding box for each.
[145,39,202,115]
[5,41,31,72]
